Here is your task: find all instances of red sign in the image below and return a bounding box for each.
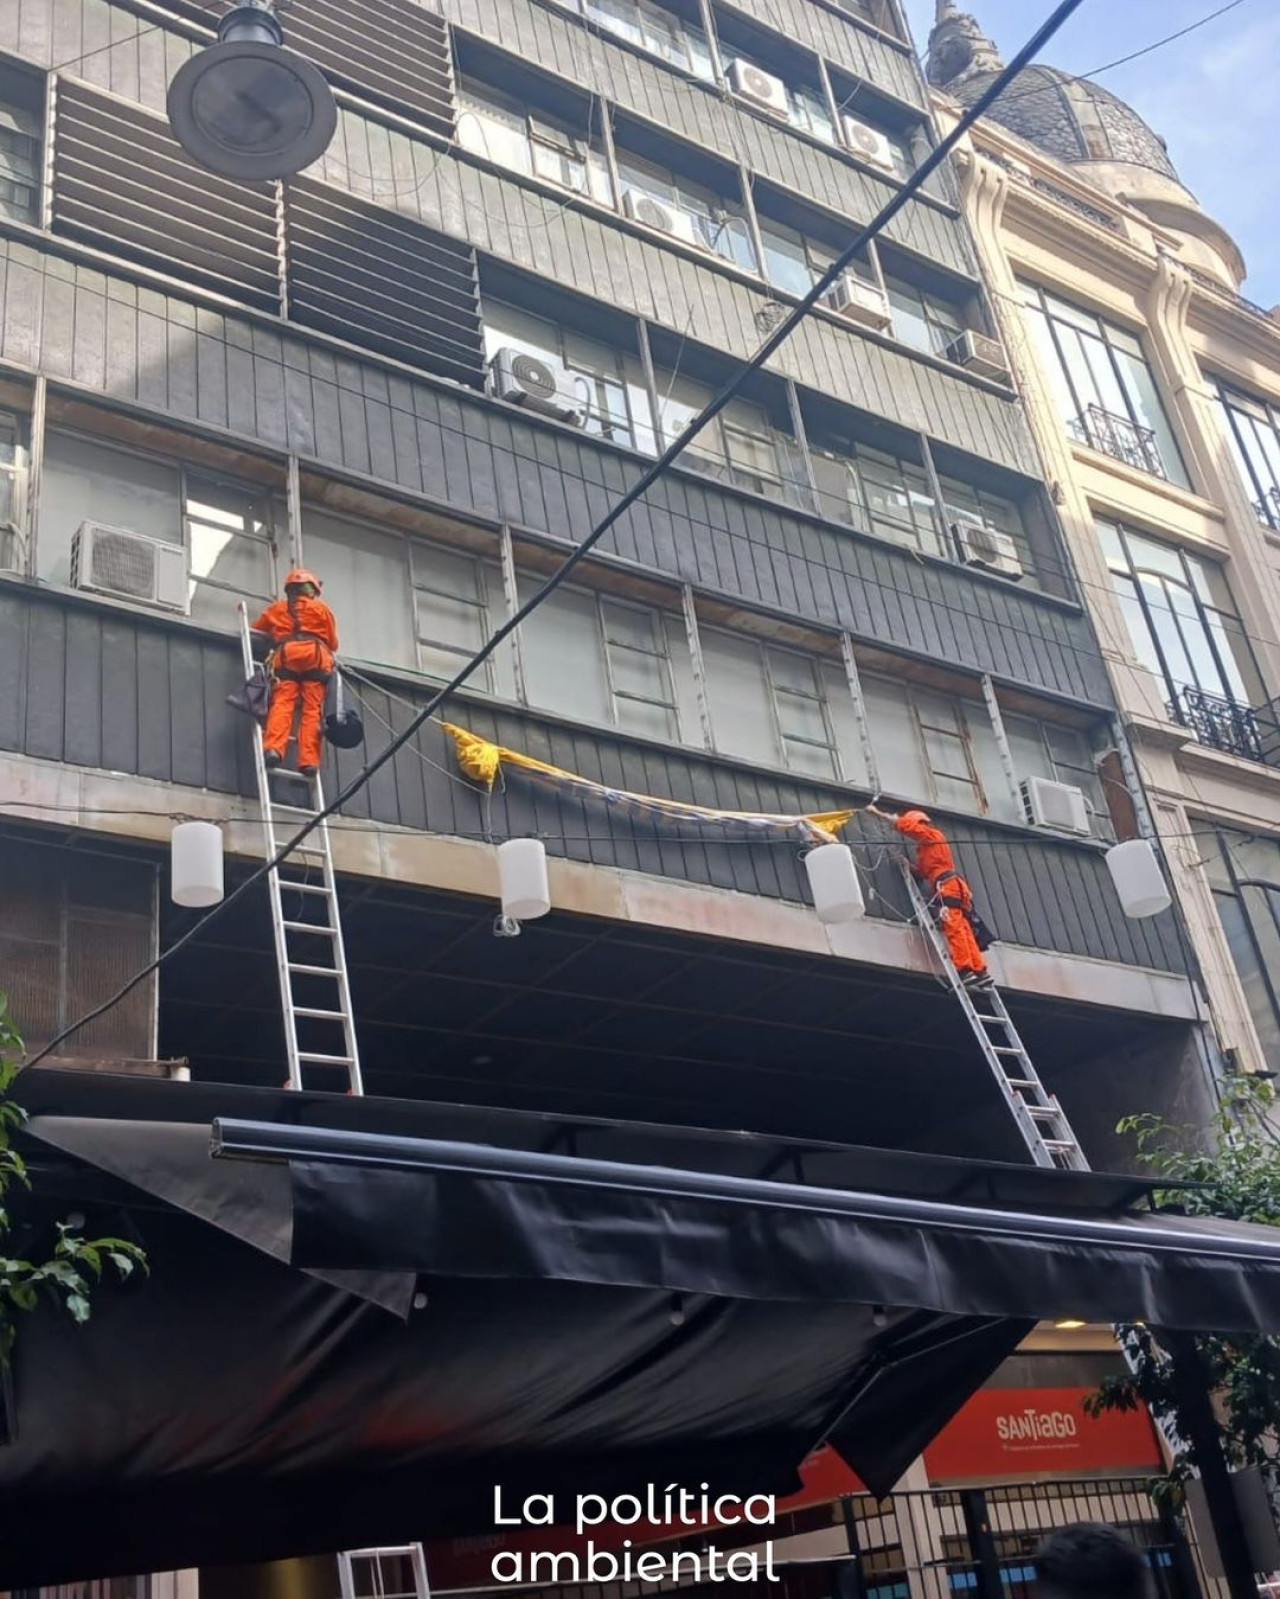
[924,1386,1162,1481]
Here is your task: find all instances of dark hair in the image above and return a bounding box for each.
[1035,1523,1149,1599]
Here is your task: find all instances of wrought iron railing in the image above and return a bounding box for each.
[1173,685,1269,763]
[1253,485,1280,528]
[1071,404,1168,478]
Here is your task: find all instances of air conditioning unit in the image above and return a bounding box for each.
[70,522,189,613]
[952,517,1024,580]
[623,188,707,249]
[843,116,897,173]
[728,58,790,118]
[946,329,1012,385]
[1021,775,1091,836]
[824,274,892,331]
[491,348,585,423]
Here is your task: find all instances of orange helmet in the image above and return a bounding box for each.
[284,568,322,592]
[900,809,931,827]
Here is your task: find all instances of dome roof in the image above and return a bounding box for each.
[943,63,1180,183]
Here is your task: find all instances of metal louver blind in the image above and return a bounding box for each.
[285,177,485,388]
[145,0,455,138]
[52,81,282,312]
[0,838,156,1063]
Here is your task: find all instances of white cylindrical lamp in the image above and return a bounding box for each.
[805,842,866,925]
[171,821,225,907]
[498,837,551,921]
[1105,838,1171,919]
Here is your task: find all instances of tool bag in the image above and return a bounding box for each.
[323,669,365,750]
[225,664,270,723]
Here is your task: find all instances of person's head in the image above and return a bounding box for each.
[284,567,322,600]
[1035,1523,1150,1599]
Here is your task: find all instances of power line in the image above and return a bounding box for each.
[24,0,1088,1068]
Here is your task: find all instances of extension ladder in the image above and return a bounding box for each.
[237,605,363,1095]
[338,1545,431,1598]
[900,863,1085,1171]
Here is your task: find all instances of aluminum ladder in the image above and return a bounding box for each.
[338,1545,431,1598]
[900,862,1085,1171]
[237,604,363,1095]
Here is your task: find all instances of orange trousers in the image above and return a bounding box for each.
[934,877,986,976]
[264,677,327,769]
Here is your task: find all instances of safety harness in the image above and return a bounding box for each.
[929,869,995,951]
[270,592,334,683]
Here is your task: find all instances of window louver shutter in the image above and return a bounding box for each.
[147,0,455,139]
[285,177,485,388]
[52,81,281,312]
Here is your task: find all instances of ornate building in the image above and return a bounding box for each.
[930,1,1280,1079]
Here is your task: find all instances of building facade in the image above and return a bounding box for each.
[927,0,1280,1085]
[0,0,1229,1592]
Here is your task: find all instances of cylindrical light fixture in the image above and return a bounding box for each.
[171,821,225,907]
[498,838,551,922]
[167,1,337,180]
[805,842,865,925]
[1105,838,1171,919]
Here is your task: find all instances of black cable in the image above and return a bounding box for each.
[24,0,1087,1068]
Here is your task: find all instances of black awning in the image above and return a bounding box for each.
[9,1076,1277,1587]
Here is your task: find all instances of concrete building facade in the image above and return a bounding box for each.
[928,0,1280,1086]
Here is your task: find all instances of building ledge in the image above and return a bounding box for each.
[0,749,1201,1028]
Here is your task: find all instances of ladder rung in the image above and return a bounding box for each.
[276,879,330,895]
[1003,1079,1039,1091]
[991,1045,1023,1055]
[1027,1106,1062,1120]
[283,920,337,935]
[1042,1140,1078,1152]
[272,802,319,817]
[293,1007,349,1021]
[298,1051,356,1065]
[288,962,342,977]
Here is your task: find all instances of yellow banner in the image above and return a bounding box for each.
[441,723,854,844]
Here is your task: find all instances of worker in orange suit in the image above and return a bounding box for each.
[250,569,338,777]
[867,804,994,989]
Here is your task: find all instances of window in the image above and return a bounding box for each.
[1098,519,1263,742]
[0,65,41,226]
[457,80,613,207]
[937,472,1031,573]
[1002,714,1109,835]
[656,369,801,499]
[517,576,693,740]
[1212,382,1280,529]
[809,440,941,556]
[1019,283,1189,487]
[758,215,837,299]
[40,428,278,622]
[1203,828,1280,1070]
[884,272,963,358]
[482,300,657,452]
[701,629,866,780]
[578,0,715,78]
[863,676,1003,814]
[412,539,506,691]
[832,98,916,181]
[720,47,836,145]
[615,148,756,271]
[0,407,27,568]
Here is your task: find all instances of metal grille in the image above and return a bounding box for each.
[51,81,281,311]
[1171,684,1278,766]
[284,177,485,387]
[0,836,156,1062]
[1070,403,1167,479]
[148,0,455,138]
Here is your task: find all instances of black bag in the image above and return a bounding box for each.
[969,911,996,953]
[323,670,365,750]
[226,664,270,723]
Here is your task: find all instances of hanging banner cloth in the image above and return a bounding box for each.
[440,723,855,845]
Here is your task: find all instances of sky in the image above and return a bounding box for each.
[899,0,1280,307]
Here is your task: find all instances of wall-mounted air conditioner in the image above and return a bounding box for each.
[1021,776,1091,836]
[824,274,892,331]
[491,348,585,423]
[728,59,790,118]
[70,522,189,613]
[623,188,707,249]
[952,518,1024,580]
[843,116,897,173]
[946,329,1012,385]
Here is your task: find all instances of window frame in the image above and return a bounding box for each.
[410,536,500,692]
[0,74,41,227]
[1213,380,1280,530]
[0,406,29,568]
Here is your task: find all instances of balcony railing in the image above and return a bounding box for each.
[1253,486,1280,528]
[1070,404,1167,479]
[1172,685,1280,765]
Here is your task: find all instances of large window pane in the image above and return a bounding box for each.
[40,431,182,586]
[1214,383,1280,527]
[702,629,779,767]
[518,581,612,724]
[862,674,928,799]
[303,508,415,669]
[185,474,276,626]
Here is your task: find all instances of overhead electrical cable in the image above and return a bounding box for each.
[26,0,1087,1067]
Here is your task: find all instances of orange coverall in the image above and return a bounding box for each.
[895,810,987,977]
[251,594,339,770]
